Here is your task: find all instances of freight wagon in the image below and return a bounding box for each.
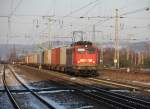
[23,41,99,76]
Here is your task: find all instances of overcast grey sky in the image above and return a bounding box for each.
[0,0,150,44]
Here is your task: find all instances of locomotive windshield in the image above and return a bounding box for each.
[77,48,85,54]
[87,48,96,54]
[77,48,96,54]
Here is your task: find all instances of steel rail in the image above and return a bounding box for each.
[88,78,150,108]
[89,78,150,91]
[2,65,21,109]
[18,65,150,109]
[8,65,56,109]
[14,67,129,109]
[88,84,150,109]
[46,71,150,109]
[45,74,137,109]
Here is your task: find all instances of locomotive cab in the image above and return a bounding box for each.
[66,41,99,76]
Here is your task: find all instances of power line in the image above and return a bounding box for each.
[0,0,23,17]
[121,5,150,16]
[81,1,101,17]
[64,0,100,17]
[93,5,150,26]
[121,17,150,19]
[9,0,23,16]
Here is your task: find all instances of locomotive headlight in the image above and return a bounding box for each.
[80,59,86,62]
[88,59,92,62]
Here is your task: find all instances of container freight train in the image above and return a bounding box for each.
[23,41,99,76]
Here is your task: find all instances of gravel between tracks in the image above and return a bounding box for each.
[97,70,150,87]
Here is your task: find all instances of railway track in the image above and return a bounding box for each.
[2,65,21,109]
[40,66,150,92]
[27,65,150,109]
[3,65,56,109]
[11,65,134,108]
[9,65,110,109]
[13,65,150,109]
[84,81,150,109]
[10,65,111,109]
[22,65,150,93]
[42,69,150,109]
[88,78,150,92]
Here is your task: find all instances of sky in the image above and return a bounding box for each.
[0,0,150,44]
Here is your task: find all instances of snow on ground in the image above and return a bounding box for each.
[40,96,66,109]
[70,77,76,80]
[15,72,37,89]
[76,105,94,109]
[132,81,150,85]
[110,90,130,93]
[9,65,37,89]
[38,90,74,94]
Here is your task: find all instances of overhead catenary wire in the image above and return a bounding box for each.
[81,1,101,17]
[93,5,150,26]
[0,0,24,17]
[121,5,150,16]
[0,1,150,45]
[63,0,100,17]
[10,0,23,16]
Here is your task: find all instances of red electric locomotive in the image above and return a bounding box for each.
[66,41,99,76]
[20,41,99,77]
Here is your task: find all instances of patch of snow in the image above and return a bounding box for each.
[28,98,49,109]
[15,72,37,89]
[147,90,150,92]
[13,92,30,94]
[132,81,150,85]
[38,90,74,94]
[17,74,26,78]
[76,105,94,109]
[110,90,130,93]
[70,77,76,80]
[39,87,57,90]
[40,96,66,109]
[5,69,10,74]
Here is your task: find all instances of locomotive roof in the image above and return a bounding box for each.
[71,41,92,46]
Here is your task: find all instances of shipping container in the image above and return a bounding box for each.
[51,48,60,65]
[31,55,34,64]
[43,49,51,64]
[33,53,38,64]
[38,51,44,64]
[60,46,67,65]
[25,56,29,64]
[47,50,51,64]
[28,54,33,64]
[44,49,48,64]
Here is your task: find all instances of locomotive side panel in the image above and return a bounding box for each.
[66,48,74,66]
